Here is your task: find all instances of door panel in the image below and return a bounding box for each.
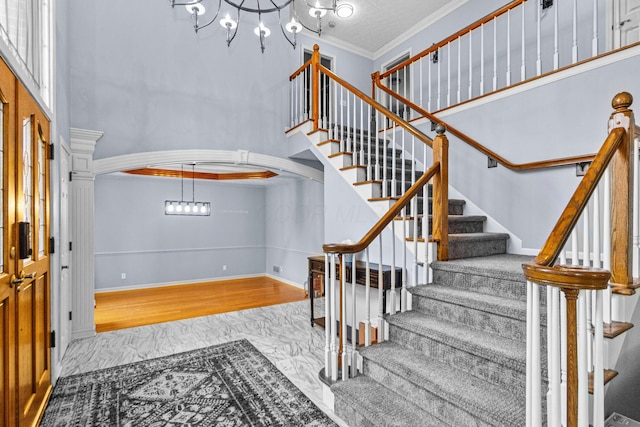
[58,145,71,358]
[0,57,17,427]
[614,0,640,47]
[16,82,51,426]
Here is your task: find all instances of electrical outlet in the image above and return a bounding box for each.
[121,273,126,280]
[223,265,227,271]
[273,266,281,273]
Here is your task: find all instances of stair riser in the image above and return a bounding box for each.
[432,268,527,300]
[333,401,378,427]
[363,357,514,427]
[398,218,485,238]
[387,325,526,397]
[411,296,526,341]
[449,237,507,260]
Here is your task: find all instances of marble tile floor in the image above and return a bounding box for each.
[56,299,347,426]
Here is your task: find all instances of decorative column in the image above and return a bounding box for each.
[69,128,103,339]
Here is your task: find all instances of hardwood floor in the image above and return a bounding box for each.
[94,276,307,332]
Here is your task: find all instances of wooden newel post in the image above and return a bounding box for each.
[371,72,380,101]
[609,92,636,294]
[311,44,320,131]
[432,125,449,261]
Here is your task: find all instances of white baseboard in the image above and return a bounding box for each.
[265,273,305,291]
[96,273,264,294]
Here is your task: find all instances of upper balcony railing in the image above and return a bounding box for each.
[375,0,634,118]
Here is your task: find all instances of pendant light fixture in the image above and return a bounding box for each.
[165,164,211,216]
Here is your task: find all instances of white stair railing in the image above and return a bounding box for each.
[377,0,611,114]
[523,92,636,427]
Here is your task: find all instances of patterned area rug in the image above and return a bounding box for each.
[41,339,337,426]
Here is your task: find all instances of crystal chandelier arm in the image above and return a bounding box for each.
[277,9,297,48]
[194,0,223,31]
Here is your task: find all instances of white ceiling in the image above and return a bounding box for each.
[292,0,464,57]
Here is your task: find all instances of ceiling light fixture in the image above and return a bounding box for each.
[169,0,350,51]
[335,3,353,18]
[165,164,211,216]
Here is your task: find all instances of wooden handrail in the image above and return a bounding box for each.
[323,160,440,254]
[533,128,626,266]
[289,58,313,81]
[380,0,527,80]
[318,64,433,148]
[374,78,596,171]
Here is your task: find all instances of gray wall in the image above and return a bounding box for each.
[94,173,267,290]
[265,177,325,288]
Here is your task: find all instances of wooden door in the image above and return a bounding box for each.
[16,81,51,426]
[0,58,51,426]
[0,56,18,427]
[613,0,640,48]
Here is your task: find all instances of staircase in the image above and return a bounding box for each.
[306,125,533,425]
[332,209,532,426]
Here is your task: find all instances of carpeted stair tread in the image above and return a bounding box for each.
[431,254,532,281]
[332,375,450,427]
[387,311,525,371]
[449,232,510,241]
[410,284,526,320]
[360,342,526,426]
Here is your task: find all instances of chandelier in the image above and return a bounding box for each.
[169,0,353,52]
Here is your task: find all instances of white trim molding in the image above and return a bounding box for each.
[93,149,324,182]
[69,127,103,339]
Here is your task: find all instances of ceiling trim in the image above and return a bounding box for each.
[372,0,470,60]
[93,149,324,183]
[123,167,279,181]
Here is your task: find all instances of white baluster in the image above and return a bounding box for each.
[468,32,473,100]
[583,207,590,268]
[592,0,598,57]
[382,123,388,197]
[333,76,338,140]
[341,254,348,381]
[375,111,380,181]
[404,67,409,120]
[593,289,605,427]
[419,58,424,108]
[390,223,397,315]
[360,99,364,166]
[457,36,462,104]
[351,252,357,376]
[437,48,442,110]
[521,3,526,81]
[526,280,542,427]
[378,235,385,341]
[447,43,451,107]
[536,0,542,76]
[304,68,309,120]
[593,189,601,268]
[560,292,568,426]
[507,10,512,86]
[633,137,639,277]
[604,168,612,323]
[548,286,562,427]
[571,228,579,266]
[480,23,485,95]
[428,56,433,111]
[572,0,578,63]
[346,89,351,153]
[578,291,589,426]
[330,253,338,381]
[364,248,371,347]
[324,254,331,379]
[367,104,372,181]
[290,78,294,127]
[554,0,559,70]
[340,86,344,152]
[493,16,498,91]
[391,126,397,197]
